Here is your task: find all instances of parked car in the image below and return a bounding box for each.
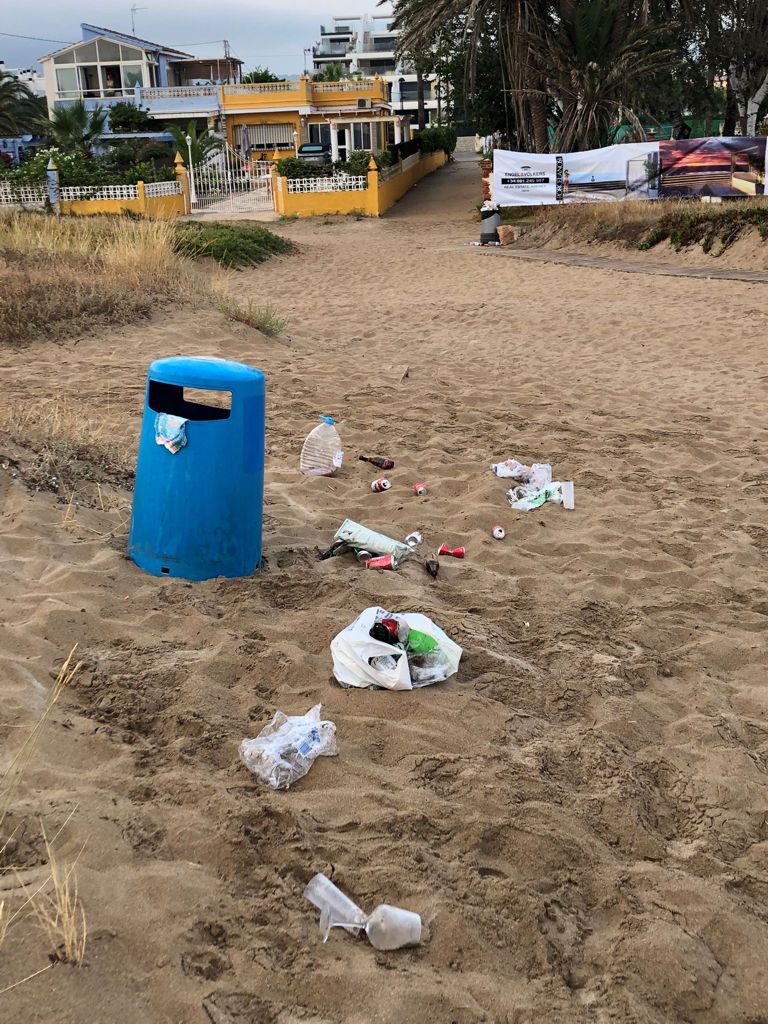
[296,143,331,165]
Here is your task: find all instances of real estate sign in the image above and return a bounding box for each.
[493,137,767,206]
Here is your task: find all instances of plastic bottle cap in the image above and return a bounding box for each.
[320,416,336,425]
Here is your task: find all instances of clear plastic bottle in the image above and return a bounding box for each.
[300,416,344,477]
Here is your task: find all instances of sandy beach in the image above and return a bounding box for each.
[2,157,768,1022]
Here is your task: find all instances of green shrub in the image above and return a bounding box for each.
[174,221,295,269]
[108,103,154,133]
[0,146,174,186]
[215,295,288,335]
[416,125,457,155]
[343,149,374,176]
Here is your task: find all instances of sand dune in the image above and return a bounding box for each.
[1,159,767,1022]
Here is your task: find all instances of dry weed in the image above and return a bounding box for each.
[0,212,196,344]
[0,393,133,491]
[214,292,288,337]
[0,647,82,838]
[23,825,87,966]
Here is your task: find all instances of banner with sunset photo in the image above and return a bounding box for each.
[492,137,767,206]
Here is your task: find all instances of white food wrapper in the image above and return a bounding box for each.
[239,704,337,790]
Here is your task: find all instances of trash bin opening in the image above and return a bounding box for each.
[148,380,231,421]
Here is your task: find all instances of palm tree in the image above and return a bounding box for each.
[0,70,47,136]
[392,0,551,152]
[49,100,107,154]
[548,0,676,150]
[314,62,347,82]
[166,121,222,166]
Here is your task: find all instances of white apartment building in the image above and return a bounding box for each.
[311,14,440,128]
[0,61,47,97]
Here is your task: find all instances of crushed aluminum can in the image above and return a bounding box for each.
[413,482,427,496]
[371,478,391,492]
[355,549,373,563]
[366,554,397,570]
[404,530,423,548]
[425,559,439,579]
[437,544,465,559]
[492,524,506,540]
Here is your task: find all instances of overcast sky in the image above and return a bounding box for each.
[1,1,394,75]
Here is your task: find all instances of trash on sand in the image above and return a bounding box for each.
[508,479,575,512]
[438,543,465,559]
[413,482,427,496]
[492,458,575,512]
[331,606,461,690]
[359,455,394,470]
[491,459,552,486]
[300,416,343,477]
[492,524,506,540]
[239,704,337,790]
[319,540,349,560]
[425,559,440,579]
[370,478,391,492]
[366,554,397,570]
[333,520,413,563]
[404,531,423,548]
[155,413,188,454]
[304,873,423,950]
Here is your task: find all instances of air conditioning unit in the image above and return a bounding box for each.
[357,98,372,109]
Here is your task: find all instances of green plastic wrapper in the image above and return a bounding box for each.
[406,629,439,654]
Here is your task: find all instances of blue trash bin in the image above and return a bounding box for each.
[128,356,265,581]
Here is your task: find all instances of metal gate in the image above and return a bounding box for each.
[189,144,274,214]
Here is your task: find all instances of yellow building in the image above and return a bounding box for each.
[220,76,412,162]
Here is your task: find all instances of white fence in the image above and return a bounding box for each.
[313,80,378,92]
[286,176,367,193]
[59,184,139,201]
[0,183,48,208]
[222,81,301,95]
[144,180,182,197]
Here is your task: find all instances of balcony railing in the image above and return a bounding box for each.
[313,79,380,92]
[142,85,217,99]
[222,81,303,95]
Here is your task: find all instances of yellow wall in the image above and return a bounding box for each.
[59,181,186,219]
[377,151,447,214]
[273,151,448,219]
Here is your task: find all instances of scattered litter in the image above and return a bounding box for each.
[370,478,391,492]
[425,559,440,579]
[355,549,372,563]
[300,416,343,477]
[366,554,397,570]
[359,455,394,469]
[330,606,461,690]
[399,366,410,383]
[508,479,575,511]
[332,520,413,563]
[492,458,575,512]
[492,524,506,540]
[238,704,337,790]
[304,873,423,950]
[154,414,188,454]
[491,459,552,486]
[413,482,427,496]
[404,531,423,548]
[438,543,465,559]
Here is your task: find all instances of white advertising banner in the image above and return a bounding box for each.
[492,138,768,206]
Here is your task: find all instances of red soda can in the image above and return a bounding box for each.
[381,617,400,638]
[371,478,391,492]
[366,555,397,570]
[438,543,465,559]
[413,482,427,496]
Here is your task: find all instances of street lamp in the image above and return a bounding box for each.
[185,133,197,206]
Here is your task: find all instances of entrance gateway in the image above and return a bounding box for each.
[189,143,274,214]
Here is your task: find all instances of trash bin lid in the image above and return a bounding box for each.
[148,356,264,392]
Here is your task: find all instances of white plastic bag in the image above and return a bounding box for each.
[330,606,462,691]
[239,704,337,790]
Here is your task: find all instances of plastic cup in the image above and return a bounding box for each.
[303,873,367,940]
[365,904,422,950]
